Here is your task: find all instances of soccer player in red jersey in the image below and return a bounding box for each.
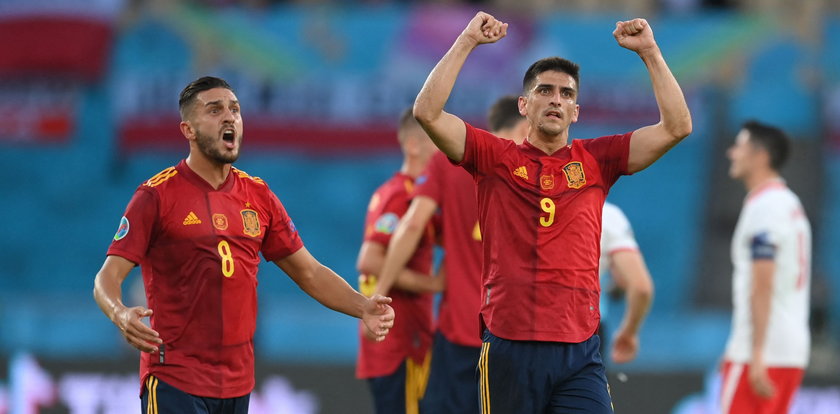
[355,109,442,414]
[413,12,692,413]
[373,96,527,414]
[92,76,395,413]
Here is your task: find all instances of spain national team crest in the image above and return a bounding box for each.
[540,174,555,190]
[213,214,228,231]
[240,209,261,237]
[562,161,586,189]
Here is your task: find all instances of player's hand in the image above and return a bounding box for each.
[362,294,395,342]
[613,18,658,57]
[114,306,162,353]
[748,359,776,399]
[460,11,508,47]
[610,328,639,364]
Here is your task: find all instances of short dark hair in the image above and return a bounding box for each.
[179,76,234,120]
[742,120,790,171]
[487,95,524,132]
[397,107,421,146]
[522,57,580,94]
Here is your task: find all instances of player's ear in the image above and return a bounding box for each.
[180,121,195,141]
[518,96,527,117]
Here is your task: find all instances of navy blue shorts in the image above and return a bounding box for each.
[140,375,250,414]
[367,353,431,414]
[478,330,613,414]
[420,331,481,414]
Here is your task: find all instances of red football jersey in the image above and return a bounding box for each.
[459,123,631,343]
[356,172,434,379]
[415,151,483,347]
[107,160,303,398]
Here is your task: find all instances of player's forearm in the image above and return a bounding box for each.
[750,263,774,360]
[93,272,127,324]
[640,47,692,140]
[374,223,426,296]
[303,264,368,319]
[619,283,653,335]
[393,269,439,294]
[414,36,475,126]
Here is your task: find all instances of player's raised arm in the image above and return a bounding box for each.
[274,247,395,341]
[614,18,692,173]
[413,11,508,163]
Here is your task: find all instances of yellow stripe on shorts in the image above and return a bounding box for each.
[405,351,432,414]
[479,342,491,414]
[146,376,159,414]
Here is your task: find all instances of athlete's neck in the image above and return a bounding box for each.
[527,130,569,155]
[186,154,232,190]
[744,169,781,193]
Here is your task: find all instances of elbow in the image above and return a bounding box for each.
[412,102,437,127]
[669,115,693,140]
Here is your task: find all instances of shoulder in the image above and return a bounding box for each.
[231,167,267,186]
[140,166,179,193]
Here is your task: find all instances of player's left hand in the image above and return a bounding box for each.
[613,18,657,56]
[748,360,776,399]
[610,328,639,364]
[362,294,395,342]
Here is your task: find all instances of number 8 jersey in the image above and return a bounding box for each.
[107,160,303,398]
[458,122,632,343]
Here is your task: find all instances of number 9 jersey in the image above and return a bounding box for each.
[107,160,303,399]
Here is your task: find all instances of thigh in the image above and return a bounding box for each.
[368,362,407,414]
[721,362,805,414]
[218,393,251,414]
[548,335,613,414]
[422,332,481,414]
[479,331,550,414]
[141,375,208,414]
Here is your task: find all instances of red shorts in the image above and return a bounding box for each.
[720,360,804,414]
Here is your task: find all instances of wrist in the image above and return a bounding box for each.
[637,45,662,61]
[454,34,480,51]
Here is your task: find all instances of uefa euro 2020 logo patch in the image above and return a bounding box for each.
[114,216,130,241]
[375,213,399,235]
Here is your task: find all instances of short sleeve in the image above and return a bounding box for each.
[583,132,632,187]
[745,198,788,261]
[457,121,510,177]
[364,189,408,247]
[261,190,304,262]
[107,187,159,265]
[601,203,639,255]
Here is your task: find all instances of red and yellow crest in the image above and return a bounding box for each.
[562,161,586,189]
[540,174,555,190]
[240,209,261,237]
[212,214,228,231]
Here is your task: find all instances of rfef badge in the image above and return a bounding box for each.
[562,161,586,189]
[240,209,261,237]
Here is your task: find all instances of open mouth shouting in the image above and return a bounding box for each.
[221,127,237,149]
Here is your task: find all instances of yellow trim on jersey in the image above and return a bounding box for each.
[479,342,490,414]
[144,167,178,188]
[233,167,265,185]
[405,351,432,414]
[146,376,159,414]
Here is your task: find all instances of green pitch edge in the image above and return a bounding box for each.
[668,16,775,84]
[160,3,298,79]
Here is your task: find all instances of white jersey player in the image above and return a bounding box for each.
[599,202,653,364]
[721,120,811,414]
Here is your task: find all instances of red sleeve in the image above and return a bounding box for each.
[261,190,304,262]
[106,186,158,265]
[414,152,445,203]
[582,132,632,188]
[364,185,408,247]
[456,121,510,177]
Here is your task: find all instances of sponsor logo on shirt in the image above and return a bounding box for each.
[182,211,202,225]
[241,209,261,237]
[212,214,228,230]
[375,213,399,235]
[540,174,555,190]
[113,216,130,241]
[562,161,586,189]
[512,166,529,180]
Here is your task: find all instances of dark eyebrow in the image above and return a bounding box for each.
[204,99,239,107]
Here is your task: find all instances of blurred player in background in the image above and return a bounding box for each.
[720,120,811,414]
[413,11,691,413]
[599,202,654,365]
[374,95,527,414]
[93,76,395,414]
[355,108,441,414]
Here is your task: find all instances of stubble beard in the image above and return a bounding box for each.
[196,130,240,164]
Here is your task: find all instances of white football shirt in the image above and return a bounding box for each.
[724,179,811,367]
[599,202,640,318]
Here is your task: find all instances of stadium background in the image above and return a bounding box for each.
[1,0,839,412]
